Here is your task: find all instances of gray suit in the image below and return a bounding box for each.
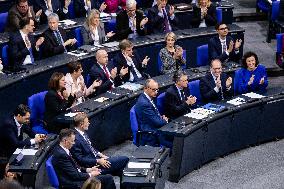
[81,22,107,45]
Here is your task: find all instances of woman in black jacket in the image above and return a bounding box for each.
[191,0,217,28]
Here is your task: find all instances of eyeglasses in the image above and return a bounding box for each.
[126,8,136,12]
[148,87,159,92]
[218,27,228,31]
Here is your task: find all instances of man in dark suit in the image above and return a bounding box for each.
[164,71,196,120]
[208,22,242,64]
[113,39,150,83]
[0,104,45,179]
[115,0,148,40]
[5,0,42,32]
[34,0,70,23]
[135,79,172,147]
[74,0,106,18]
[52,128,115,189]
[88,49,127,95]
[147,0,178,34]
[200,59,233,102]
[42,13,77,58]
[8,17,44,72]
[70,112,129,177]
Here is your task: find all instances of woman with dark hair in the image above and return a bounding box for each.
[191,0,217,28]
[235,51,268,94]
[44,72,76,133]
[65,61,101,105]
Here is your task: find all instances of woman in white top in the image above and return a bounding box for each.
[81,9,115,45]
[65,61,101,105]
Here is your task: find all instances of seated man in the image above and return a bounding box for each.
[89,49,127,96]
[42,13,77,58]
[74,0,106,18]
[200,59,233,102]
[52,128,115,189]
[115,0,148,40]
[5,0,42,32]
[113,39,150,83]
[70,112,129,176]
[0,104,45,179]
[164,71,196,120]
[135,79,172,147]
[8,17,44,72]
[147,0,178,34]
[208,22,242,64]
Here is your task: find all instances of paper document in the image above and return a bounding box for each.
[67,51,88,57]
[227,97,246,106]
[94,97,109,102]
[243,92,265,99]
[65,112,78,117]
[118,82,143,91]
[59,19,77,25]
[102,41,119,48]
[13,148,38,156]
[100,12,111,18]
[128,162,151,169]
[184,108,214,119]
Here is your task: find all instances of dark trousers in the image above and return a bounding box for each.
[100,156,129,176]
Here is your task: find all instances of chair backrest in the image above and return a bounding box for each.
[196,44,208,67]
[271,0,280,21]
[0,12,8,33]
[28,91,48,125]
[157,50,187,74]
[234,69,242,95]
[74,27,83,47]
[1,44,8,67]
[157,92,165,115]
[257,0,270,13]
[276,33,284,53]
[216,8,222,24]
[68,0,75,19]
[130,105,139,146]
[46,156,59,188]
[188,80,202,105]
[105,19,116,33]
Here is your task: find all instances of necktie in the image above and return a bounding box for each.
[69,152,81,169]
[102,65,110,79]
[54,30,67,52]
[222,41,227,54]
[162,9,170,33]
[150,99,161,116]
[25,36,34,64]
[180,89,185,102]
[83,132,99,157]
[216,77,224,100]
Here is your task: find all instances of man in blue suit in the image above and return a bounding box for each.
[208,23,242,64]
[70,112,129,177]
[52,128,115,189]
[135,79,172,147]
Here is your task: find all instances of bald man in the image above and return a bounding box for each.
[88,49,127,96]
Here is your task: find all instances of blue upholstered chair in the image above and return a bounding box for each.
[68,0,76,19]
[74,27,83,48]
[196,44,208,67]
[188,80,202,105]
[28,91,49,134]
[267,0,281,42]
[105,18,116,33]
[156,92,165,115]
[130,105,139,146]
[216,8,222,24]
[0,12,8,33]
[46,156,59,189]
[1,44,8,67]
[234,69,242,95]
[276,33,284,53]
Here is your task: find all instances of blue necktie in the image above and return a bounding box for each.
[83,132,99,157]
[28,48,34,64]
[54,30,67,52]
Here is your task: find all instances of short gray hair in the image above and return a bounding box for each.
[126,0,137,9]
[48,13,59,22]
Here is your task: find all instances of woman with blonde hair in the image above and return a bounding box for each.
[81,177,101,189]
[191,0,217,28]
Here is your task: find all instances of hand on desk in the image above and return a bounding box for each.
[64,38,77,47]
[97,158,111,168]
[34,134,46,143]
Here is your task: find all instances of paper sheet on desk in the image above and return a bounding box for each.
[100,12,111,18]
[65,112,78,117]
[59,19,77,25]
[243,92,265,99]
[184,108,214,119]
[67,52,88,57]
[128,162,151,169]
[227,97,246,106]
[118,82,143,91]
[94,97,109,102]
[13,149,38,155]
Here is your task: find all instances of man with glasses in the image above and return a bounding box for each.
[164,71,197,120]
[208,22,242,64]
[116,0,148,40]
[135,79,172,147]
[6,0,42,32]
[200,59,233,102]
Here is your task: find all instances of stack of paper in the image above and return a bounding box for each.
[243,92,265,99]
[227,97,246,106]
[65,112,79,117]
[184,108,215,119]
[67,51,88,57]
[59,19,77,26]
[118,82,143,91]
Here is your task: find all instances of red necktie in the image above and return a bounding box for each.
[103,65,110,79]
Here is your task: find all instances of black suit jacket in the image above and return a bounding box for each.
[279,0,284,21]
[88,62,122,96]
[164,85,192,120]
[74,0,101,18]
[147,4,178,34]
[52,145,89,189]
[112,51,147,83]
[208,35,241,63]
[115,10,147,40]
[0,116,35,159]
[42,27,69,58]
[8,31,39,70]
[191,4,217,28]
[199,72,233,102]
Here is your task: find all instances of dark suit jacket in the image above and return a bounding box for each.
[147,4,178,34]
[34,0,68,23]
[8,31,39,70]
[42,27,69,58]
[200,72,233,102]
[112,51,147,83]
[135,93,167,133]
[279,0,284,21]
[52,145,89,189]
[115,10,147,40]
[208,35,241,63]
[74,0,101,18]
[70,129,99,168]
[44,90,75,133]
[191,4,217,28]
[81,23,107,45]
[88,62,122,96]
[164,85,191,120]
[0,116,35,159]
